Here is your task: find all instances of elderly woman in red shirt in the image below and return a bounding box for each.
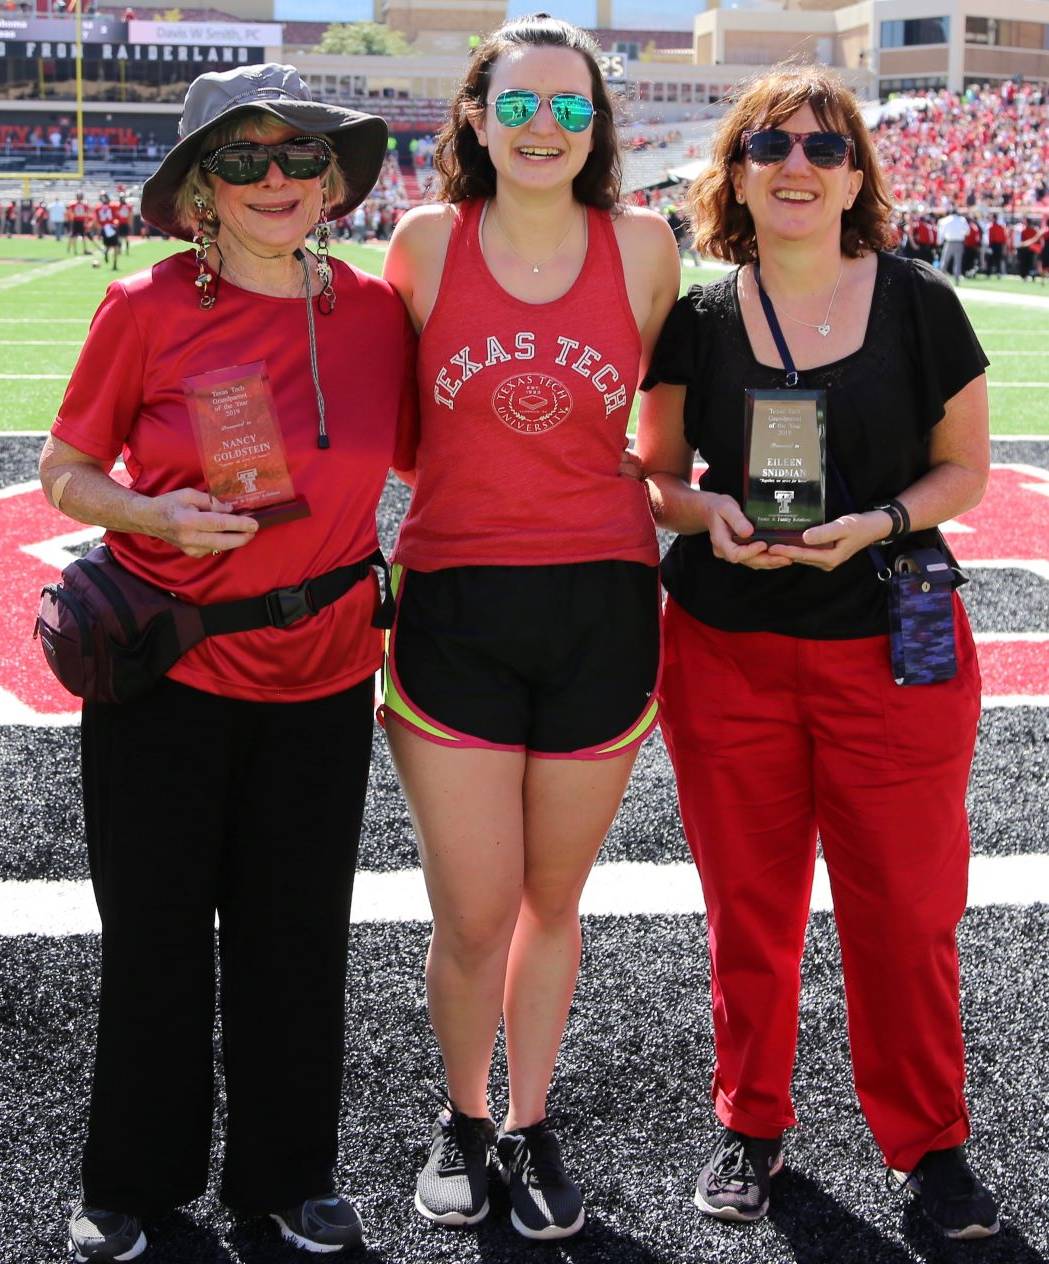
[40,63,414,1262]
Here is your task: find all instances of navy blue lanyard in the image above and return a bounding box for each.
[753,265,800,387]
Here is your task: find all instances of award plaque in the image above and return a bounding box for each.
[739,388,827,545]
[183,361,310,529]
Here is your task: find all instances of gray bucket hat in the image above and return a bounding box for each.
[141,62,388,240]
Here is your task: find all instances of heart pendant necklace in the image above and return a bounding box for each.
[778,262,844,337]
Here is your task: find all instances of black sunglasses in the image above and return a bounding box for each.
[200,136,333,185]
[741,128,854,170]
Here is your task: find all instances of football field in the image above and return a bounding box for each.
[1,235,1048,436]
[0,237,1047,1263]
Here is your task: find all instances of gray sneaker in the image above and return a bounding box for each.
[269,1195,363,1253]
[694,1127,784,1222]
[415,1104,496,1226]
[496,1119,585,1240]
[68,1205,147,1262]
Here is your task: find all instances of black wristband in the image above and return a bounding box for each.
[873,500,908,542]
[888,497,911,536]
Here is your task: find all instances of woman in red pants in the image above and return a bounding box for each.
[637,63,999,1241]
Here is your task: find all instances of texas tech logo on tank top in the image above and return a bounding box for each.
[432,332,629,424]
[493,373,572,434]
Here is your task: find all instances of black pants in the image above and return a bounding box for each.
[80,676,374,1216]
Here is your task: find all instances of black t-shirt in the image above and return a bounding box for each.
[641,252,989,639]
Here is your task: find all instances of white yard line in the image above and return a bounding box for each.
[1,340,82,346]
[0,686,78,727]
[1,685,1041,727]
[973,632,1049,642]
[0,374,68,380]
[958,287,1049,310]
[0,256,89,290]
[1,854,1046,936]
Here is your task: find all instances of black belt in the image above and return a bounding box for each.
[199,547,394,635]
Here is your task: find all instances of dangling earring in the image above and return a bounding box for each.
[192,195,217,310]
[736,193,745,205]
[315,209,335,315]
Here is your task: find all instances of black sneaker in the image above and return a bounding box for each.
[415,1104,496,1226]
[496,1118,585,1240]
[890,1146,1000,1240]
[693,1127,784,1222]
[269,1195,363,1253]
[68,1205,147,1262]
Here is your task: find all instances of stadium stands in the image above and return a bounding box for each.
[874,82,1049,213]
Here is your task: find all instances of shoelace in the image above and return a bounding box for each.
[425,1086,492,1176]
[709,1135,755,1194]
[437,1115,469,1175]
[505,1120,566,1190]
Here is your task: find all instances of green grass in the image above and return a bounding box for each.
[2,237,1047,435]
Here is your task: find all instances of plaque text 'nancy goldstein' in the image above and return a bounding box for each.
[184,361,310,530]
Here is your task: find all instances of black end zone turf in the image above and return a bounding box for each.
[1,911,1047,1262]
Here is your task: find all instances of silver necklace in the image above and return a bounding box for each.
[489,204,580,274]
[770,261,845,337]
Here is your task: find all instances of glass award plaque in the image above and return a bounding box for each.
[739,388,827,545]
[183,361,310,530]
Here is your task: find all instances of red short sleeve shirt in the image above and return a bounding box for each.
[53,250,417,702]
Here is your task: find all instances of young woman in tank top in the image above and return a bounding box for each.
[382,13,680,1241]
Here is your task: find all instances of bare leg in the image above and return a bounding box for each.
[387,722,526,1118]
[502,750,638,1130]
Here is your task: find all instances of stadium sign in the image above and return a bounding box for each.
[599,53,626,83]
[0,15,123,42]
[2,40,265,66]
[128,20,282,48]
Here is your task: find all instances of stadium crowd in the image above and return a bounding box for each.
[8,83,1049,279]
[873,80,1049,213]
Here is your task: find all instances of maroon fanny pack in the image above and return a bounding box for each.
[35,543,393,705]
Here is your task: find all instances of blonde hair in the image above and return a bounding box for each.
[173,109,349,235]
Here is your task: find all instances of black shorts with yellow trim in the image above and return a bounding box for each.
[382,561,661,759]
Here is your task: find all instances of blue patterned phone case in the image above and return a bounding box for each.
[887,549,958,685]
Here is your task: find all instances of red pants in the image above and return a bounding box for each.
[659,596,981,1172]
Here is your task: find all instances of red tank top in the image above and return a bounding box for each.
[393,198,657,570]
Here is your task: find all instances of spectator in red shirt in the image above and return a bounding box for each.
[987,214,1007,276]
[962,218,981,277]
[1018,217,1041,279]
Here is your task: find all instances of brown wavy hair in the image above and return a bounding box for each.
[432,12,621,210]
[688,63,894,262]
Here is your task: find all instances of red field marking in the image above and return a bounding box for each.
[0,464,1046,719]
[0,478,125,719]
[976,640,1049,699]
[947,464,1049,567]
